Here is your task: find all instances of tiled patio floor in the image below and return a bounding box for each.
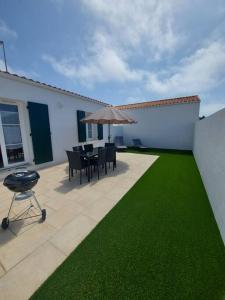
[0,152,158,300]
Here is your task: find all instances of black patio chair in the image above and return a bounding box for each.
[132,139,148,150]
[105,143,115,147]
[66,150,87,184]
[114,136,127,151]
[84,144,93,152]
[73,146,84,153]
[106,146,116,170]
[94,147,107,179]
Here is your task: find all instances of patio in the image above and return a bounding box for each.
[0,152,158,299]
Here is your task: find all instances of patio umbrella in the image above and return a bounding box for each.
[81,106,137,142]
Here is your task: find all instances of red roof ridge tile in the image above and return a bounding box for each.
[115,95,200,110]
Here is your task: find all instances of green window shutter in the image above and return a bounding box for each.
[27,102,53,165]
[77,110,86,142]
[97,124,103,140]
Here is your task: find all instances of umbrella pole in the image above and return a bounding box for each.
[108,123,110,143]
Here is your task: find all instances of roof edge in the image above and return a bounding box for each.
[0,70,108,106]
[115,95,200,110]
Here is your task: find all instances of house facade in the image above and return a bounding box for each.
[0,71,107,170]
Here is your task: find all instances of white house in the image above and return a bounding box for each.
[113,96,200,150]
[0,70,200,172]
[0,71,107,170]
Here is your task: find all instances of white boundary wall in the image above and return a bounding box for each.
[194,108,225,243]
[112,102,200,150]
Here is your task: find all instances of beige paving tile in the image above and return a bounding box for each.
[0,227,15,246]
[50,214,97,255]
[0,264,5,278]
[83,196,116,222]
[43,191,74,210]
[0,241,66,300]
[0,222,56,271]
[46,201,84,230]
[76,189,105,208]
[0,196,11,213]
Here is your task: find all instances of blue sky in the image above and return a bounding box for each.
[0,0,225,115]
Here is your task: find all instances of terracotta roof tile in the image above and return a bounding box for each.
[115,95,200,110]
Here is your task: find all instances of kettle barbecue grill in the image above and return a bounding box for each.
[1,169,46,230]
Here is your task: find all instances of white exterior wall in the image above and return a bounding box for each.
[193,108,225,243]
[112,102,200,150]
[0,73,107,167]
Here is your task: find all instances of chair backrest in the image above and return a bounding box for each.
[66,150,82,170]
[114,136,124,146]
[73,146,84,152]
[106,146,116,162]
[84,144,93,152]
[133,139,142,146]
[97,147,106,165]
[105,143,115,147]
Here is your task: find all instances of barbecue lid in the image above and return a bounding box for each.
[3,170,40,187]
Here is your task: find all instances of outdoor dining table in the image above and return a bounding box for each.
[81,147,99,182]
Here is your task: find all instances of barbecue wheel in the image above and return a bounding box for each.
[41,209,46,221]
[1,217,9,230]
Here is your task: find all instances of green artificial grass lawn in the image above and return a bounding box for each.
[31,149,225,300]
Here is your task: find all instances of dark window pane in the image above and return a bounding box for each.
[6,144,24,164]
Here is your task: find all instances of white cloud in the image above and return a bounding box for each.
[44,0,183,85]
[146,41,225,95]
[81,0,182,57]
[0,19,18,39]
[43,31,143,85]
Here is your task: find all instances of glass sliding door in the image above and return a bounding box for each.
[0,103,25,168]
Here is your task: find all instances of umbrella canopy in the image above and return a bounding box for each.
[81,106,136,142]
[81,106,136,124]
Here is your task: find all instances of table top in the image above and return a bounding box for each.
[81,147,99,158]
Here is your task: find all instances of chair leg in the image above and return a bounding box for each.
[80,170,82,185]
[69,168,71,181]
[97,165,100,180]
[105,163,107,174]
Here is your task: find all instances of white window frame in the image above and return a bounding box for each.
[0,100,29,169]
[85,111,98,141]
